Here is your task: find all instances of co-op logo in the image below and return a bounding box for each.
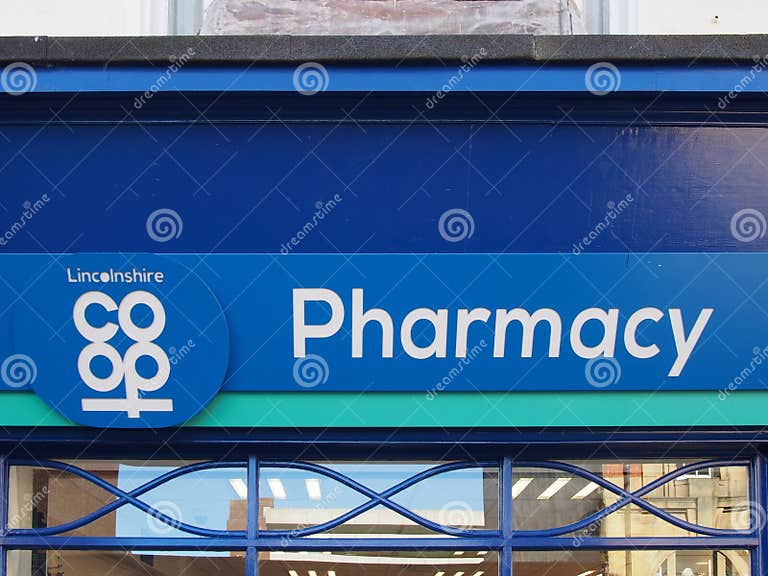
[15,254,229,428]
[74,290,172,419]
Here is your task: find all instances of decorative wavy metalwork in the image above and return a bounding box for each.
[8,459,248,538]
[6,458,752,539]
[512,459,753,538]
[260,460,498,537]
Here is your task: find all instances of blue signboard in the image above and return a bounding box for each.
[3,96,768,427]
[1,252,767,428]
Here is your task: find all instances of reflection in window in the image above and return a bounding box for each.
[7,550,245,576]
[259,462,498,536]
[513,550,750,576]
[8,461,247,537]
[260,551,498,576]
[512,461,749,536]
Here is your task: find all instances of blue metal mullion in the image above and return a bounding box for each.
[500,457,512,576]
[248,546,257,576]
[499,545,511,576]
[249,537,505,551]
[0,455,7,576]
[505,537,758,550]
[2,536,250,550]
[247,456,259,576]
[754,453,767,575]
[248,456,258,541]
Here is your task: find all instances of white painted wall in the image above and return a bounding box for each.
[608,0,768,34]
[0,0,169,36]
[0,0,766,36]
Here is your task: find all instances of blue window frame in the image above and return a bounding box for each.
[0,435,763,576]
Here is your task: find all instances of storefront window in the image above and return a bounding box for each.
[258,462,498,536]
[513,550,751,576]
[7,550,246,576]
[512,460,751,536]
[8,460,247,537]
[260,551,499,576]
[1,454,757,576]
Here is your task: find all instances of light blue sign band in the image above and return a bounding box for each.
[1,253,766,402]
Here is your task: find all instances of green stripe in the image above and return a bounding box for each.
[0,391,762,427]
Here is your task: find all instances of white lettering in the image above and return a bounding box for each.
[624,307,663,359]
[669,308,713,377]
[456,308,491,357]
[291,289,712,377]
[570,308,619,358]
[293,288,345,357]
[401,308,448,359]
[352,288,394,358]
[494,308,561,358]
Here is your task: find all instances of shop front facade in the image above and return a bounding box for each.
[1,35,768,576]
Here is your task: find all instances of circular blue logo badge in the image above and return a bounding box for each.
[11,254,229,428]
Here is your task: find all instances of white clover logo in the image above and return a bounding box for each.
[293,62,330,96]
[439,208,475,242]
[1,354,37,388]
[146,500,183,534]
[585,356,621,388]
[730,208,766,243]
[585,62,621,95]
[438,500,475,530]
[146,208,183,242]
[1,62,37,95]
[75,291,172,418]
[293,354,329,388]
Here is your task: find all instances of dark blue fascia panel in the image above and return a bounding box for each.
[0,427,765,460]
[1,90,768,254]
[4,91,767,125]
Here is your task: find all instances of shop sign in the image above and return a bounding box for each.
[1,253,766,427]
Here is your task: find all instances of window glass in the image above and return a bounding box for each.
[7,550,246,576]
[513,549,751,576]
[8,460,247,537]
[512,461,749,536]
[259,462,498,536]
[260,551,498,576]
